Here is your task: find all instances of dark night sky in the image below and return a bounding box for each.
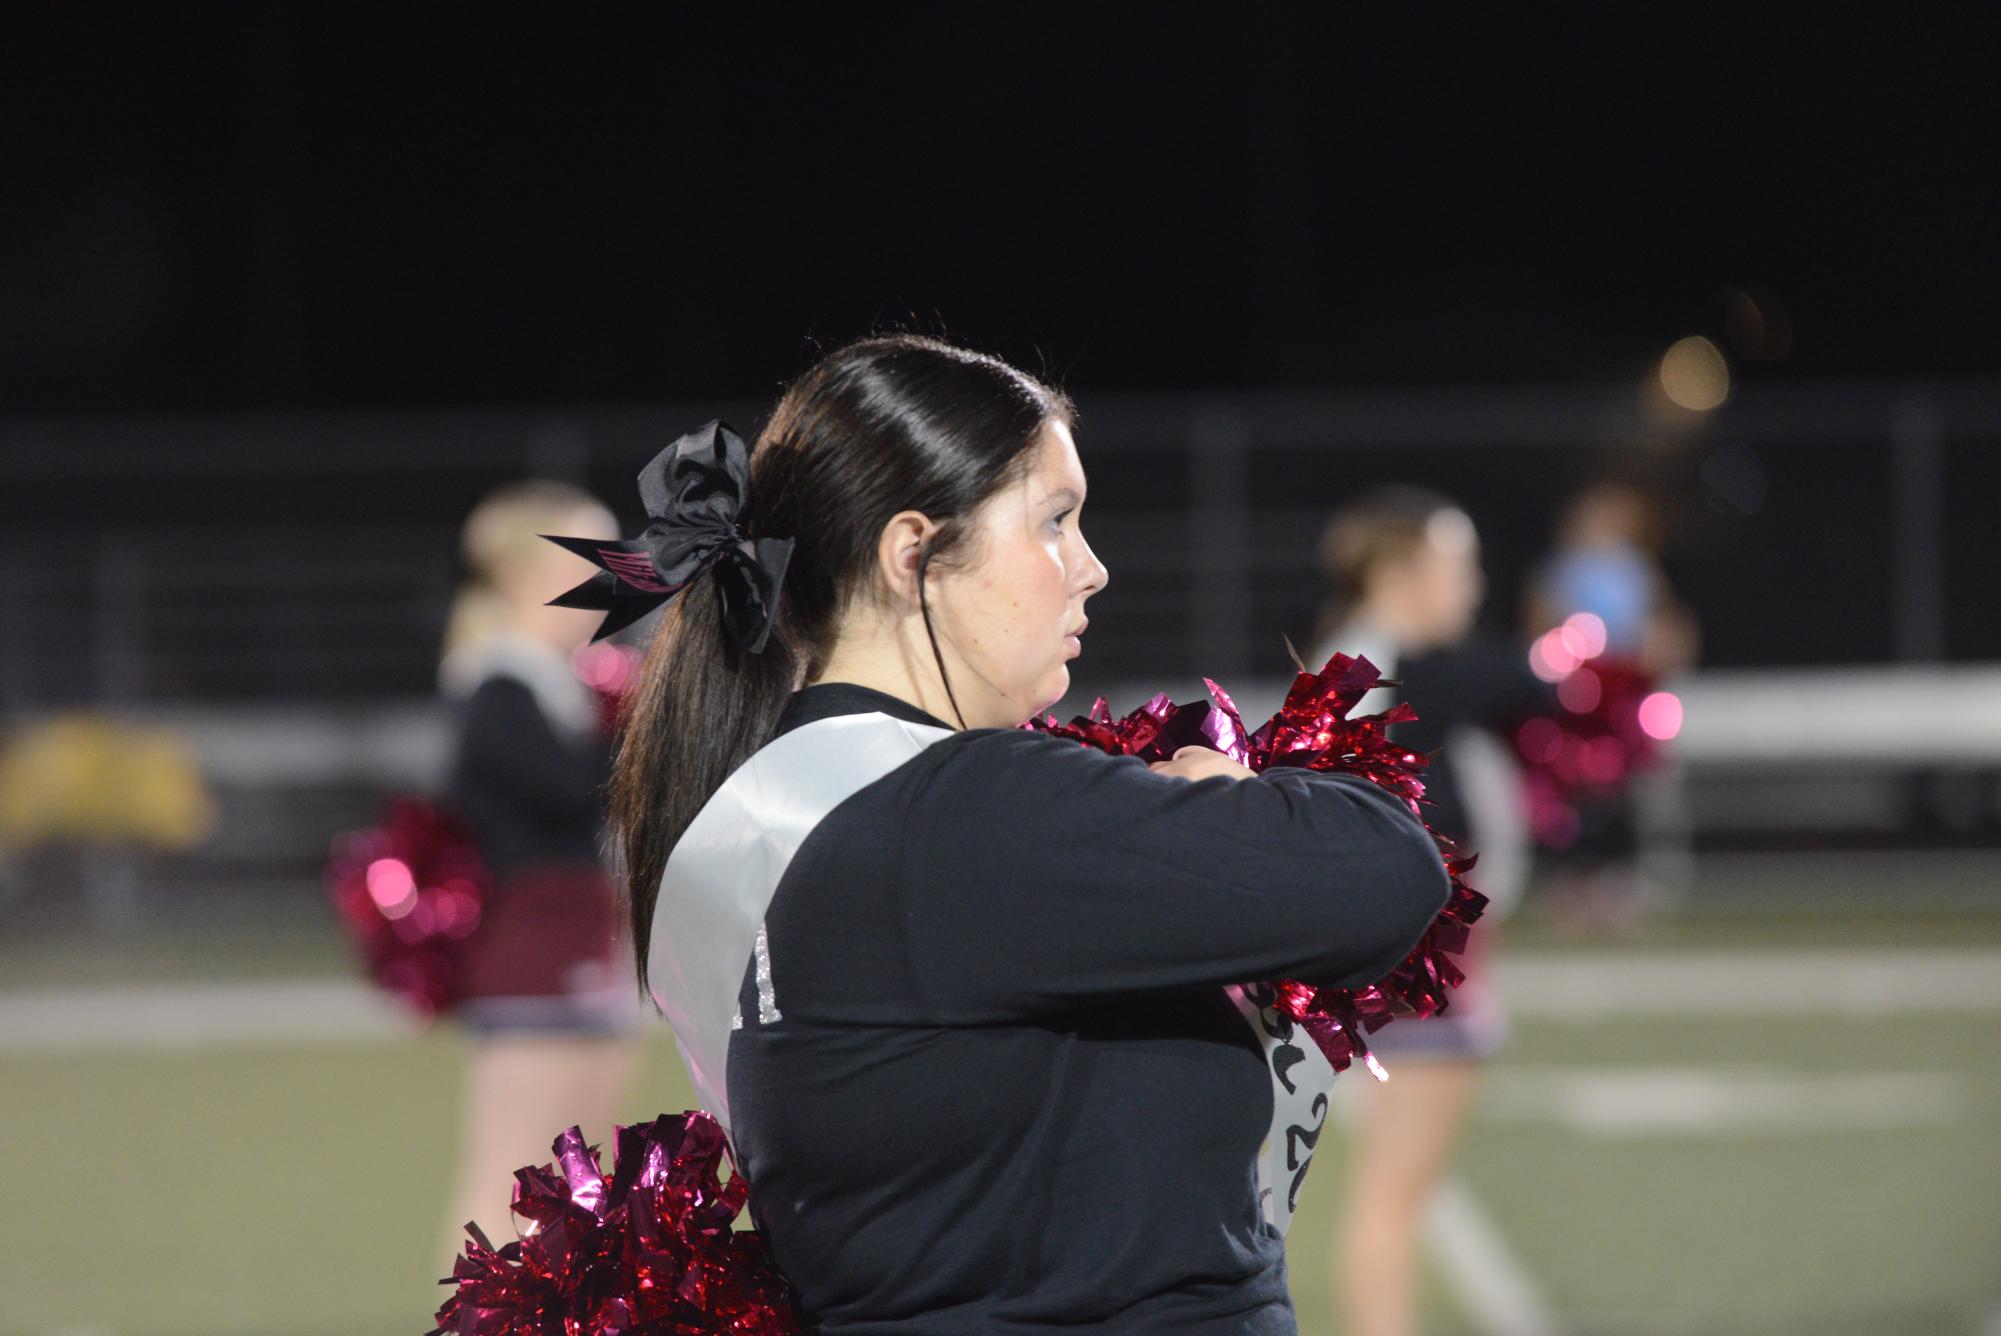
[3,6,1999,412]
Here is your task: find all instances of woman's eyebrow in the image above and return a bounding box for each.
[1043,486,1082,506]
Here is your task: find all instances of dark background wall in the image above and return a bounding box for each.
[8,7,1999,411]
[4,7,1999,684]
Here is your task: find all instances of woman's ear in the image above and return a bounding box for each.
[875,510,939,609]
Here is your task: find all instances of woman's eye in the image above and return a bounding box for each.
[1050,509,1073,530]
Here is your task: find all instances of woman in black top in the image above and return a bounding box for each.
[591,335,1450,1333]
[1309,486,1557,1336]
[434,480,641,1271]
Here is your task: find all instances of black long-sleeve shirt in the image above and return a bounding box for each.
[1388,640,1559,845]
[713,683,1450,1334]
[446,675,609,879]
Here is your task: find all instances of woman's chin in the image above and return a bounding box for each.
[1035,665,1071,715]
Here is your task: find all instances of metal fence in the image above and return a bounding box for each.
[5,376,1999,709]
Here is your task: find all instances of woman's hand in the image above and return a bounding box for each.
[1146,745,1255,783]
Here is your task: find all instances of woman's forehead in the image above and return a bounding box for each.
[1030,420,1087,494]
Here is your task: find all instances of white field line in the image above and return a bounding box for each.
[1427,1174,1567,1336]
[1327,1083,1565,1336]
[0,979,415,1053]
[1477,1066,1970,1137]
[1493,948,2001,1018]
[0,948,1997,1054]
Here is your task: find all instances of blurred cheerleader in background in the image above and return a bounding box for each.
[1309,486,1556,1336]
[434,480,643,1270]
[1523,480,1699,936]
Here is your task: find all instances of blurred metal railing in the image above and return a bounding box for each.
[3,375,1998,704]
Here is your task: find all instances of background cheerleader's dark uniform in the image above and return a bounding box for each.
[445,651,627,1035]
[722,683,1452,1335]
[1386,642,1557,852]
[1366,639,1558,1062]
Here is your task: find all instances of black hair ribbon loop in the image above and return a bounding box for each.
[540,419,794,652]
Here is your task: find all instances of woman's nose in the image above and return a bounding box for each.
[1079,538,1109,595]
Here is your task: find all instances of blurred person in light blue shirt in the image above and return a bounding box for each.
[1524,481,1698,938]
[1525,480,1697,674]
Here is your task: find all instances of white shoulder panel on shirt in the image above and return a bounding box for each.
[648,711,955,1138]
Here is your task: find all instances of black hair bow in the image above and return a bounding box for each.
[541,420,794,652]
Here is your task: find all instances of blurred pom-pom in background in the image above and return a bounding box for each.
[571,640,642,738]
[1518,612,1684,848]
[325,796,488,1019]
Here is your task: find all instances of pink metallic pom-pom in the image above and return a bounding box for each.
[1516,626,1682,848]
[432,1110,800,1335]
[325,796,489,1018]
[1027,652,1490,1080]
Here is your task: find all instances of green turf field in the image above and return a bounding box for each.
[4,908,1998,1335]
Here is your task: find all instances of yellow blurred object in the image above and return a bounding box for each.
[0,713,216,852]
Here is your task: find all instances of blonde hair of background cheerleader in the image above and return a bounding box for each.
[441,479,613,671]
